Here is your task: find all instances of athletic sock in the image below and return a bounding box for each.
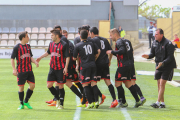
[75,82,84,94]
[24,88,33,103]
[48,86,59,100]
[116,85,126,104]
[134,84,144,98]
[18,91,24,105]
[88,84,95,102]
[92,85,100,102]
[70,85,82,99]
[54,86,59,101]
[156,101,160,105]
[84,86,92,104]
[161,102,165,105]
[82,90,87,104]
[59,88,65,106]
[108,84,116,101]
[128,85,140,102]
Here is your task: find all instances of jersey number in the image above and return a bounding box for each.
[83,45,92,55]
[100,40,105,49]
[125,42,130,51]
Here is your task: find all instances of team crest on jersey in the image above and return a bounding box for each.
[51,52,61,57]
[20,53,31,59]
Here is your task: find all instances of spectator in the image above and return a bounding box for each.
[172,34,179,48]
[117,26,126,38]
[153,23,157,40]
[147,22,154,48]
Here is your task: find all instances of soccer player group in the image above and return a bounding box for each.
[11,25,146,110]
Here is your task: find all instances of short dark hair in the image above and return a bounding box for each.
[54,25,61,30]
[50,30,62,38]
[62,30,68,34]
[80,30,88,39]
[81,25,90,31]
[156,28,164,35]
[19,31,28,41]
[78,27,82,34]
[90,27,99,35]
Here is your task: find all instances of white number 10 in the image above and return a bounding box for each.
[83,45,92,55]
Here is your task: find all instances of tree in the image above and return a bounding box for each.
[138,0,149,7]
[138,3,171,22]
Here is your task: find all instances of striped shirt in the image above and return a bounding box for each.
[11,43,33,73]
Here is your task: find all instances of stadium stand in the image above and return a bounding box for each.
[2,27,9,33]
[46,34,51,39]
[67,34,74,40]
[68,27,76,33]
[38,34,45,39]
[17,27,24,33]
[9,34,16,39]
[31,34,38,40]
[32,27,39,33]
[1,34,8,39]
[62,27,68,31]
[8,40,15,46]
[25,27,32,33]
[46,27,53,33]
[10,27,16,33]
[39,27,46,33]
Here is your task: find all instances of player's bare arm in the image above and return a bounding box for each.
[11,59,18,76]
[31,57,39,67]
[63,57,70,75]
[36,52,49,63]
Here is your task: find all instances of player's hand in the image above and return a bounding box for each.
[13,69,18,76]
[63,67,68,75]
[106,50,112,55]
[109,62,111,66]
[142,54,149,59]
[35,61,39,67]
[75,65,79,73]
[36,57,41,63]
[156,62,163,69]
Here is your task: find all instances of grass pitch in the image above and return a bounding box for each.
[0,58,180,120]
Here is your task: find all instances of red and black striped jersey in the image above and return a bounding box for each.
[111,38,134,67]
[11,43,33,73]
[47,40,69,70]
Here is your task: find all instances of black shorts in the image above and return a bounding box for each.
[154,69,174,81]
[66,66,79,82]
[96,64,110,81]
[131,64,136,80]
[17,71,35,86]
[79,67,97,84]
[115,66,131,83]
[47,67,66,84]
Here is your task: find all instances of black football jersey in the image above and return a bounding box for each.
[91,36,112,65]
[73,40,98,69]
[111,38,134,67]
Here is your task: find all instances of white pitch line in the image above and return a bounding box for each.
[73,96,81,120]
[111,79,132,120]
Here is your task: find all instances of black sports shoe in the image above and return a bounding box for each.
[159,104,166,108]
[150,103,159,108]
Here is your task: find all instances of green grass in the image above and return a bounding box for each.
[0,59,180,120]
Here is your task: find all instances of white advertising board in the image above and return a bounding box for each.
[0,0,91,5]
[0,49,45,58]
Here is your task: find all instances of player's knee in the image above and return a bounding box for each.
[29,84,35,90]
[19,86,24,92]
[47,83,52,88]
[65,81,72,88]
